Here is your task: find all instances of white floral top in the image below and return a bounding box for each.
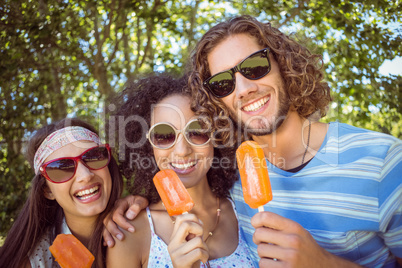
[29,218,71,268]
[146,199,256,268]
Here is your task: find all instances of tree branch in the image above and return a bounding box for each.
[137,0,163,69]
[101,0,116,45]
[279,0,306,27]
[133,16,141,73]
[91,2,103,55]
[106,0,128,66]
[187,0,200,49]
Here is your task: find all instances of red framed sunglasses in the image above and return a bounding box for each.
[39,144,111,183]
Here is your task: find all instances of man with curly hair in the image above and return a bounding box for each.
[187,15,402,268]
[105,16,402,268]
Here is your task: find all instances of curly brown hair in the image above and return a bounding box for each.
[188,15,332,144]
[113,73,237,204]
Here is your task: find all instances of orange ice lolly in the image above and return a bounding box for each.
[153,169,195,216]
[236,141,272,211]
[49,234,94,268]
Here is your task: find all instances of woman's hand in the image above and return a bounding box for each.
[168,213,209,268]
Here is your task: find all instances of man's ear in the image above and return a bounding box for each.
[43,186,55,200]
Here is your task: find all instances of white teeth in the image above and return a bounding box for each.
[78,192,97,200]
[171,161,197,169]
[75,186,99,197]
[243,96,269,112]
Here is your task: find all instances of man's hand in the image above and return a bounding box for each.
[251,212,362,268]
[103,195,149,247]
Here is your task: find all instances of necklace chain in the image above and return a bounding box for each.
[204,197,220,243]
[170,197,221,240]
[170,197,220,268]
[204,197,220,268]
[301,119,311,165]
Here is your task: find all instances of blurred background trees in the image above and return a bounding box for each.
[1,0,401,236]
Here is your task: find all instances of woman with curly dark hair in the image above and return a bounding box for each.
[107,73,255,267]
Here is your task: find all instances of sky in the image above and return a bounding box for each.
[379,56,402,76]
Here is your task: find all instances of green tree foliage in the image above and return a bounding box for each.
[234,0,401,136]
[0,0,400,236]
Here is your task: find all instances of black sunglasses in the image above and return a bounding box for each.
[203,48,271,98]
[39,145,111,183]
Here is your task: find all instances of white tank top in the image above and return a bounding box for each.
[146,199,256,267]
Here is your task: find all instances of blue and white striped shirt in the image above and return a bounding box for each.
[231,122,402,267]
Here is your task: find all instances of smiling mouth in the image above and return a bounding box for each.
[242,96,270,112]
[75,185,100,200]
[170,161,197,170]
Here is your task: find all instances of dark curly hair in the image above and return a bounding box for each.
[113,73,237,204]
[188,15,332,144]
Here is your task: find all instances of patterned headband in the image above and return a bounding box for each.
[33,126,100,174]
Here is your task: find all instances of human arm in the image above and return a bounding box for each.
[168,213,209,268]
[251,212,363,268]
[103,195,149,247]
[378,140,402,265]
[106,210,149,267]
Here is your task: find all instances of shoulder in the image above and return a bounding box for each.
[129,207,152,234]
[107,209,151,267]
[119,208,151,246]
[28,230,55,268]
[328,122,401,158]
[331,122,399,141]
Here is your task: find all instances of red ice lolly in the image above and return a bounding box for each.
[153,169,195,216]
[236,141,272,211]
[49,234,94,268]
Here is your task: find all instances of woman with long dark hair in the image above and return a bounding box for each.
[0,118,123,268]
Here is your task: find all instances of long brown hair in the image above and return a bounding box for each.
[188,15,332,144]
[0,118,123,268]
